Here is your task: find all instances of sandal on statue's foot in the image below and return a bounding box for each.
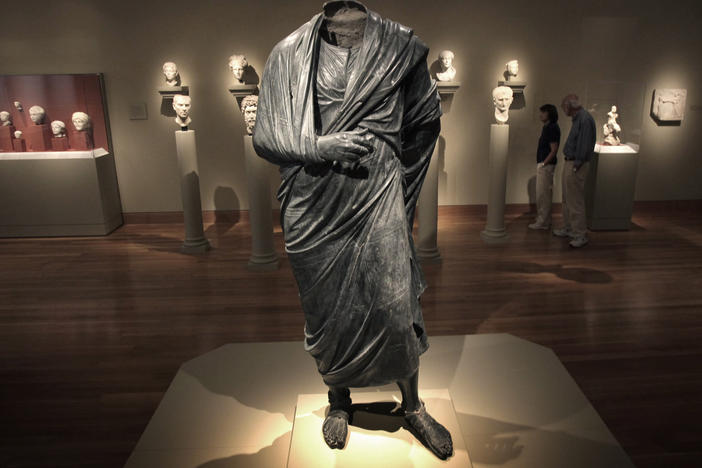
[404,402,454,460]
[323,388,352,449]
[323,409,349,449]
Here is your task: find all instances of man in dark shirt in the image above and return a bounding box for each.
[529,104,561,230]
[553,94,596,248]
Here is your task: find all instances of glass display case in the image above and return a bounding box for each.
[0,74,121,237]
[586,79,645,151]
[0,73,111,153]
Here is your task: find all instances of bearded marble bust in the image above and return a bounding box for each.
[51,120,67,137]
[492,86,514,124]
[173,94,192,128]
[228,54,248,84]
[29,105,46,125]
[436,50,456,82]
[240,95,258,135]
[162,61,181,87]
[72,112,92,131]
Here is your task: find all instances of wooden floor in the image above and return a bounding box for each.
[1,205,701,468]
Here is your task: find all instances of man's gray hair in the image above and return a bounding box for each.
[562,94,582,110]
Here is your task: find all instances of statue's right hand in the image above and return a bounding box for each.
[316,128,374,164]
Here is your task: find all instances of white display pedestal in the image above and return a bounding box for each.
[416,81,460,263]
[243,135,279,271]
[481,124,510,243]
[585,144,640,231]
[287,389,472,468]
[174,130,210,253]
[125,333,635,468]
[0,148,122,237]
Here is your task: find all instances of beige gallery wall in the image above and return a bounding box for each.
[1,0,700,213]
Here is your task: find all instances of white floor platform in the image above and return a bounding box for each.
[288,389,471,467]
[125,334,635,468]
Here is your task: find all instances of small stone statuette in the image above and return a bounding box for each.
[29,105,46,125]
[0,111,12,126]
[436,50,456,82]
[240,95,258,135]
[162,61,181,87]
[51,120,67,137]
[14,101,23,112]
[504,59,519,81]
[493,86,514,124]
[602,105,621,146]
[228,54,248,84]
[173,94,192,129]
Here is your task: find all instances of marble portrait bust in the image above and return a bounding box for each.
[51,120,67,137]
[505,60,519,81]
[228,54,248,84]
[14,130,22,139]
[162,61,181,87]
[29,105,46,125]
[72,112,91,131]
[436,50,456,82]
[240,95,258,135]
[493,86,514,124]
[172,94,192,128]
[0,111,11,126]
[14,101,23,111]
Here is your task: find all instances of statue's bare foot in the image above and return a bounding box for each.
[323,409,349,449]
[405,403,453,460]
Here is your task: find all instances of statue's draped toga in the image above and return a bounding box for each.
[253,9,441,388]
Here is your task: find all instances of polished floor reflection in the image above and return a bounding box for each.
[1,204,701,467]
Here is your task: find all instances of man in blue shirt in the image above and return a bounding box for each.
[553,94,596,248]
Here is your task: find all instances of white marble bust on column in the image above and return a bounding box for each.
[436,50,456,82]
[173,94,192,128]
[240,95,258,135]
[492,86,514,124]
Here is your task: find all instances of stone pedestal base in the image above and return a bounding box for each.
[287,389,472,468]
[70,131,93,150]
[243,135,278,271]
[25,124,52,152]
[51,137,70,151]
[0,126,14,152]
[175,130,210,254]
[481,124,510,243]
[12,138,26,152]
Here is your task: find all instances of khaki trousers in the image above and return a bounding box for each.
[535,163,555,226]
[562,160,589,238]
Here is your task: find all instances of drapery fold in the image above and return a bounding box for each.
[253,9,441,387]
